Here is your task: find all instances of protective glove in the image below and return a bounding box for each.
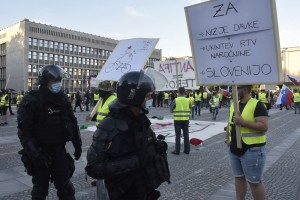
[156,140,168,154]
[34,154,51,169]
[74,146,82,160]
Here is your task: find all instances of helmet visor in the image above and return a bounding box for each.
[138,68,167,91]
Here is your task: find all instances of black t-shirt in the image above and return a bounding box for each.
[230,100,268,156]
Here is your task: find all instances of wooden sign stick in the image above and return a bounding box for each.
[232,85,242,149]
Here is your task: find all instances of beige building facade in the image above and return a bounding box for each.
[0,19,162,93]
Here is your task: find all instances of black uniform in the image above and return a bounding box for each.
[17,86,82,200]
[86,100,170,200]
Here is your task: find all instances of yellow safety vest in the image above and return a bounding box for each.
[95,95,116,126]
[293,92,300,103]
[164,92,169,100]
[218,93,223,101]
[16,94,24,105]
[203,92,208,99]
[94,93,100,101]
[173,96,190,121]
[258,93,268,103]
[189,96,195,107]
[0,94,9,106]
[210,96,219,108]
[195,93,202,101]
[228,98,266,145]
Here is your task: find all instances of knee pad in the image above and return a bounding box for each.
[31,184,48,200]
[57,180,75,199]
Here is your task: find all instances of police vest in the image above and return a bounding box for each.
[0,94,9,106]
[258,93,268,103]
[294,92,300,103]
[94,93,100,101]
[96,95,116,126]
[195,93,202,101]
[173,96,190,121]
[228,98,266,145]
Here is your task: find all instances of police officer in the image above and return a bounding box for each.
[86,69,170,200]
[17,65,82,200]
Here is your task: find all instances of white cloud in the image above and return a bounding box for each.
[124,6,148,18]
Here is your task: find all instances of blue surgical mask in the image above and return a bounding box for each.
[50,82,62,93]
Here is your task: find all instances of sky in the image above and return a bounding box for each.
[0,0,299,58]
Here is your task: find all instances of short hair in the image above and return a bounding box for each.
[239,85,252,93]
[178,87,185,94]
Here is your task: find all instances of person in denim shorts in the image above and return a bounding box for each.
[225,85,268,200]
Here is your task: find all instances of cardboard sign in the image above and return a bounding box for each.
[185,0,281,85]
[96,38,159,81]
[154,59,199,91]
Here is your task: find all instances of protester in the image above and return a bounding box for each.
[293,89,300,114]
[170,87,191,155]
[209,91,220,120]
[0,89,9,125]
[17,65,82,200]
[194,89,202,116]
[85,69,170,200]
[74,91,83,112]
[225,85,268,200]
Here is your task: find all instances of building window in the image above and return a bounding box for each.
[59,43,63,51]
[83,58,86,65]
[74,57,77,64]
[78,57,82,64]
[69,68,73,76]
[28,65,32,72]
[50,41,54,49]
[64,43,68,51]
[69,56,72,63]
[39,52,43,60]
[55,54,58,61]
[54,42,59,50]
[64,55,68,63]
[91,48,94,55]
[44,53,48,61]
[78,69,81,76]
[86,59,90,65]
[73,68,77,75]
[32,65,37,73]
[33,52,37,59]
[28,51,32,59]
[44,40,49,48]
[33,39,38,46]
[28,38,32,46]
[82,47,86,54]
[39,39,44,47]
[49,54,53,61]
[74,45,77,52]
[69,44,73,52]
[59,55,63,62]
[78,46,82,53]
[86,47,90,54]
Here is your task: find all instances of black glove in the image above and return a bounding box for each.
[33,154,51,169]
[74,146,82,160]
[156,140,168,154]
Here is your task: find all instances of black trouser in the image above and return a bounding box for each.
[31,147,75,200]
[174,120,190,154]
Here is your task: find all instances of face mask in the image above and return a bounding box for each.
[50,82,62,93]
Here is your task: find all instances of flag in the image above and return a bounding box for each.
[287,75,298,85]
[276,84,293,105]
[222,86,230,96]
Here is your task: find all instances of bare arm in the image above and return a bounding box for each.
[234,114,268,132]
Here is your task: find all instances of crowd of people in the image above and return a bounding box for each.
[1,64,299,199]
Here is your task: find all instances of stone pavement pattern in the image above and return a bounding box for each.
[0,106,300,200]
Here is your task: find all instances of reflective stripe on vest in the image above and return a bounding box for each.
[228,98,266,145]
[294,92,300,102]
[96,95,116,126]
[195,93,201,101]
[173,97,190,121]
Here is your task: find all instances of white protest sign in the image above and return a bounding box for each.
[153,59,198,91]
[96,38,159,81]
[185,0,281,85]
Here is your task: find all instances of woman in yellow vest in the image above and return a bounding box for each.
[225,85,268,200]
[170,87,191,155]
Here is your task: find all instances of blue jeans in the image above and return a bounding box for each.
[229,146,266,183]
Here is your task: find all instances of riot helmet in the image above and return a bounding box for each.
[37,65,70,86]
[117,68,167,106]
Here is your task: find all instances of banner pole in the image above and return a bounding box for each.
[232,85,242,149]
